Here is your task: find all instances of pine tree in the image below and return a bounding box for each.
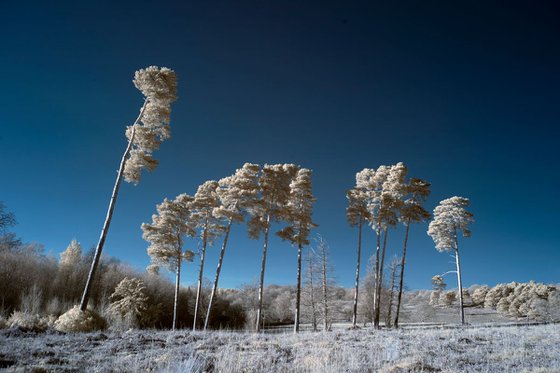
[248,163,299,332]
[204,163,260,330]
[355,162,406,328]
[427,196,474,325]
[191,181,224,331]
[142,193,195,330]
[277,168,317,333]
[346,187,371,328]
[80,66,177,311]
[108,277,148,327]
[394,178,431,328]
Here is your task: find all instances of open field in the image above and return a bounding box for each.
[1,323,559,372]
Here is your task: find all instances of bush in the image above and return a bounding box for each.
[0,315,7,329]
[54,306,107,333]
[472,286,489,306]
[7,311,47,332]
[439,291,456,307]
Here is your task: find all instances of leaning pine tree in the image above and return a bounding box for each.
[204,163,260,330]
[142,194,196,330]
[346,186,371,328]
[393,178,431,328]
[191,181,224,331]
[427,196,474,325]
[248,163,299,332]
[80,66,177,312]
[277,168,317,333]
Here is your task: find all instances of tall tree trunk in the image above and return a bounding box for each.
[204,217,233,330]
[321,243,329,331]
[308,249,317,332]
[386,260,398,328]
[372,226,381,326]
[80,99,148,311]
[172,253,182,331]
[454,230,465,325]
[294,242,303,333]
[256,214,271,332]
[352,217,363,327]
[193,217,209,331]
[394,218,411,328]
[374,228,389,328]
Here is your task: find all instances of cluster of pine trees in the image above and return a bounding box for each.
[2,66,557,333]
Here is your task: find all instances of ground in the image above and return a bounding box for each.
[0,323,558,372]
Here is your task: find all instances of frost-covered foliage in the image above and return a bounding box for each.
[142,194,196,330]
[143,194,196,273]
[107,278,148,328]
[277,168,317,248]
[247,163,300,239]
[482,281,559,321]
[191,180,226,329]
[431,275,446,291]
[428,196,473,324]
[429,291,441,306]
[355,163,407,231]
[205,164,261,330]
[439,291,457,307]
[59,239,82,267]
[472,285,490,305]
[54,305,107,333]
[427,196,474,252]
[123,66,177,184]
[276,168,317,331]
[247,163,300,331]
[7,311,50,332]
[354,163,408,327]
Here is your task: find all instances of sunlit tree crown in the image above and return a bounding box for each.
[427,196,474,252]
[142,193,196,273]
[124,66,178,184]
[59,239,82,267]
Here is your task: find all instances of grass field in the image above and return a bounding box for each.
[1,322,559,372]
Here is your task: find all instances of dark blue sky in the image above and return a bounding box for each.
[1,1,558,289]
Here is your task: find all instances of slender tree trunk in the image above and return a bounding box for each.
[321,243,329,331]
[193,217,209,331]
[256,214,271,332]
[394,219,411,328]
[173,254,182,331]
[308,249,317,332]
[454,230,465,325]
[294,242,303,333]
[352,217,363,327]
[374,228,389,328]
[386,260,398,328]
[204,217,233,330]
[372,226,381,326]
[80,99,149,311]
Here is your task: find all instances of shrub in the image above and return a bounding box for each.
[7,311,46,332]
[439,291,456,307]
[472,286,489,306]
[54,306,107,333]
[107,277,148,330]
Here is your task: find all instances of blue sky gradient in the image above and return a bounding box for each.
[1,1,559,289]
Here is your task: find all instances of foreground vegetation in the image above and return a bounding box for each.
[1,323,558,372]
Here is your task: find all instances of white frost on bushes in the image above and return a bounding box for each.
[54,305,107,333]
